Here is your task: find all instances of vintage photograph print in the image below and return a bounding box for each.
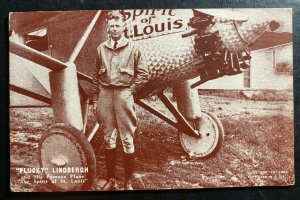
[9,8,294,192]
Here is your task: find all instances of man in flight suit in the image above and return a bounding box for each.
[92,10,149,190]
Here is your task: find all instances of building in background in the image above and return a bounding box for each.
[200,31,293,90]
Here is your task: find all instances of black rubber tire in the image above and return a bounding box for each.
[179,111,224,158]
[38,123,96,191]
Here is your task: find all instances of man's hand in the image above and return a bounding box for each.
[93,101,98,115]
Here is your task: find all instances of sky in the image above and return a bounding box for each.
[198,8,292,32]
[233,8,292,32]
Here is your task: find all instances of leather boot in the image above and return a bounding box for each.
[123,152,135,190]
[102,149,117,190]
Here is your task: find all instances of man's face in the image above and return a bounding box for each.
[107,18,124,41]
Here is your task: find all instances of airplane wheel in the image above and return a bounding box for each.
[38,123,96,191]
[179,111,224,158]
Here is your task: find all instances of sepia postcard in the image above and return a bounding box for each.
[9,8,294,192]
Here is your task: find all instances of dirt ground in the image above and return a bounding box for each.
[10,91,294,191]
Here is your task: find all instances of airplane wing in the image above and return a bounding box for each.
[9,11,103,107]
[10,11,97,35]
[193,9,249,22]
[248,31,292,51]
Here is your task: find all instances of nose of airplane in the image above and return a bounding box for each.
[184,14,277,88]
[216,19,276,53]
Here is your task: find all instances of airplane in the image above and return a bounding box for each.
[9,9,284,191]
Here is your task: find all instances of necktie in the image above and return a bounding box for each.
[113,41,118,49]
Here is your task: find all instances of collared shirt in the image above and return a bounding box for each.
[108,36,126,49]
[92,36,149,101]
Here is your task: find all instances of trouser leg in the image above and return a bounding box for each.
[96,86,118,150]
[114,88,137,154]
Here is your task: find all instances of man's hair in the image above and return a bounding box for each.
[106,10,125,22]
